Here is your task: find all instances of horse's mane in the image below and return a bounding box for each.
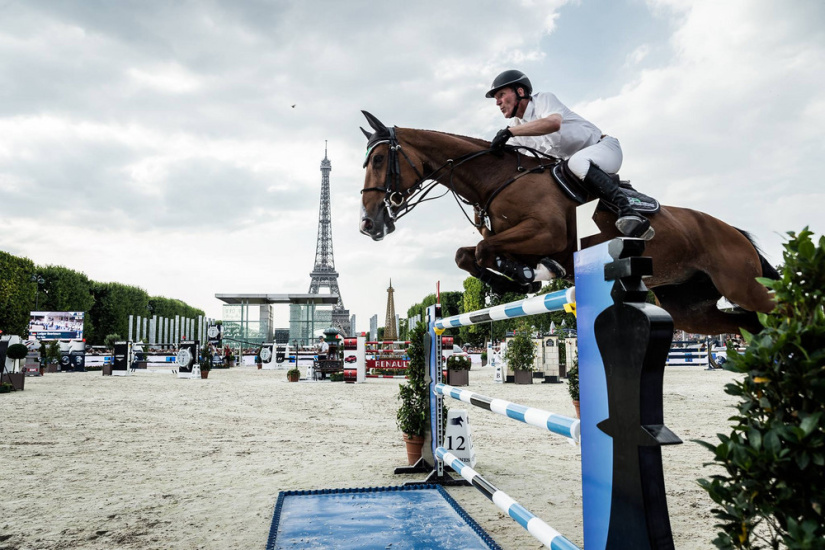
[405,127,491,149]
[399,127,547,175]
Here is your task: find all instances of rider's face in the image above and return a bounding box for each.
[494,87,519,118]
[493,88,521,118]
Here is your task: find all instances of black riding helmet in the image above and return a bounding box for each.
[485,69,532,98]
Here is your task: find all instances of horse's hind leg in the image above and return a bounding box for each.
[698,230,776,315]
[653,279,763,335]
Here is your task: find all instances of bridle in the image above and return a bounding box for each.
[360,127,426,221]
[361,128,559,229]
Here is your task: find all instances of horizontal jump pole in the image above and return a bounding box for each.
[434,287,575,330]
[436,448,580,550]
[434,383,580,443]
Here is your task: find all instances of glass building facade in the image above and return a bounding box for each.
[221,303,273,345]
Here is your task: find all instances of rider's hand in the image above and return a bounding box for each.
[491,128,513,151]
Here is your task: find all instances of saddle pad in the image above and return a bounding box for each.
[266,485,501,550]
[550,163,660,215]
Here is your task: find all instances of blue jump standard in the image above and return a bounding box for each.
[266,485,502,550]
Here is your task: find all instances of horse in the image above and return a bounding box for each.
[358,111,777,336]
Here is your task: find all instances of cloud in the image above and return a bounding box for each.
[0,0,821,327]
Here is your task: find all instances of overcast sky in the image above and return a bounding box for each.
[1,0,823,330]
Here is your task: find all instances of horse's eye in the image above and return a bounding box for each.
[372,154,384,167]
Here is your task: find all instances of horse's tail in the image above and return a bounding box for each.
[736,228,780,280]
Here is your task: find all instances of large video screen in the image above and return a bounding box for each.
[28,311,85,341]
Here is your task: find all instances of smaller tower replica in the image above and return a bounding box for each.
[384,279,398,341]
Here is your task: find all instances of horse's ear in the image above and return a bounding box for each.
[360,127,372,140]
[362,111,388,133]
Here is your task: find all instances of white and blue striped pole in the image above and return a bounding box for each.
[436,448,580,550]
[434,287,574,330]
[435,383,580,443]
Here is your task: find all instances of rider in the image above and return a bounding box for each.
[486,69,653,240]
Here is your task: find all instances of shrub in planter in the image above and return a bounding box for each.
[199,345,212,373]
[445,354,471,386]
[287,367,300,382]
[6,343,29,372]
[397,321,429,439]
[566,356,580,418]
[567,356,579,401]
[504,322,535,383]
[696,228,825,548]
[446,354,471,370]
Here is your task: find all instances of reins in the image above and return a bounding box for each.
[362,131,559,232]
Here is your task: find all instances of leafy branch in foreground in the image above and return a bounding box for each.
[696,228,825,549]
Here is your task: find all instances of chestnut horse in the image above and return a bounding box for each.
[358,112,776,335]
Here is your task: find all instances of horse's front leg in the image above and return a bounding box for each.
[476,220,568,282]
[455,246,482,278]
[456,245,529,295]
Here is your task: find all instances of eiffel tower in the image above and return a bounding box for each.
[384,279,398,340]
[308,142,351,336]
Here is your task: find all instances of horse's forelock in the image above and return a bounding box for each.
[366,128,392,150]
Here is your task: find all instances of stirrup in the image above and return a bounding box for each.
[615,215,654,241]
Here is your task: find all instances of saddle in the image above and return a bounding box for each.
[550,161,660,215]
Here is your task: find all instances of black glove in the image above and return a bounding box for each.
[491,128,513,151]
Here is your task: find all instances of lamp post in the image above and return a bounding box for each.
[30,274,46,310]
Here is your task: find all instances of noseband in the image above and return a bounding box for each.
[361,128,425,220]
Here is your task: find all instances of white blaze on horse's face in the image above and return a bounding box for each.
[360,142,395,241]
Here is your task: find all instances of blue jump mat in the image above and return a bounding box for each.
[266,484,501,549]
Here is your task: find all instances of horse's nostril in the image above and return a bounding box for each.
[361,218,373,231]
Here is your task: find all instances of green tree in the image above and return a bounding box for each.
[460,277,487,348]
[36,265,95,312]
[531,279,576,336]
[88,282,150,345]
[406,291,463,343]
[697,228,825,549]
[0,251,36,336]
[488,289,528,342]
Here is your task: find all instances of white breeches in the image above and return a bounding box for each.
[566,136,623,179]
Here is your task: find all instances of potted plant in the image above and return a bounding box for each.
[256,346,263,369]
[133,346,149,369]
[445,354,471,386]
[504,322,535,384]
[3,343,28,391]
[481,350,488,366]
[397,321,430,464]
[46,341,60,373]
[199,344,212,379]
[567,355,580,418]
[287,366,301,382]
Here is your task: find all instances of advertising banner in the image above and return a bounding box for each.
[28,311,84,341]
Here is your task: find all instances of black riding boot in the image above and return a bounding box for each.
[583,162,654,240]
